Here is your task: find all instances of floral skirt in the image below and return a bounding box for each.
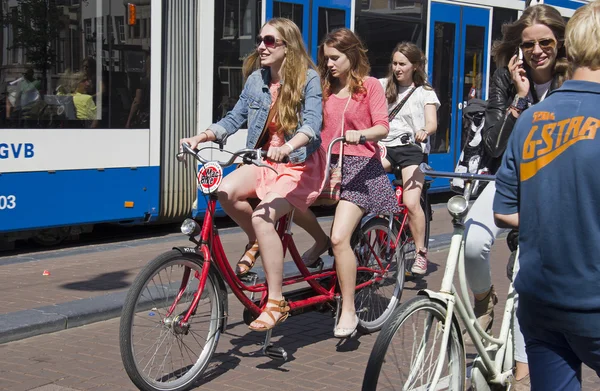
[333,154,400,214]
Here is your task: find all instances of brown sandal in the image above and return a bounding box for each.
[235,241,260,276]
[248,298,290,332]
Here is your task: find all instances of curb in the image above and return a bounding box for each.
[0,230,508,344]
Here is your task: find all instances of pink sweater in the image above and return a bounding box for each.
[321,76,390,157]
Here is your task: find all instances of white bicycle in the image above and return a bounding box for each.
[362,163,519,391]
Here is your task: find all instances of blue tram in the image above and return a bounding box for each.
[0,0,585,246]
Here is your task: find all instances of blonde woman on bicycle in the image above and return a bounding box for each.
[180,18,325,331]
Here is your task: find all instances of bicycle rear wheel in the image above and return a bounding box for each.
[353,217,405,333]
[362,296,465,391]
[119,250,223,391]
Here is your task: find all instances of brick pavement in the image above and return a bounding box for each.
[1,210,599,390]
[0,207,450,318]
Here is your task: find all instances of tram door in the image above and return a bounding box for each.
[428,2,490,190]
[265,0,352,62]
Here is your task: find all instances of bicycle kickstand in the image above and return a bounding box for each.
[262,330,288,361]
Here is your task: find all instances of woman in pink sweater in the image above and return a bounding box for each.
[298,28,399,338]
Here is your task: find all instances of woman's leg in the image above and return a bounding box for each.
[463,182,501,341]
[512,252,530,383]
[401,164,426,250]
[249,192,294,329]
[293,208,330,260]
[381,156,393,172]
[401,164,428,274]
[330,200,364,330]
[464,182,502,297]
[216,164,260,242]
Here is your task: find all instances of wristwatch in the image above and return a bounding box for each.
[511,95,531,112]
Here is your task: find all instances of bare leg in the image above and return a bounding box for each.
[294,208,329,261]
[330,200,364,330]
[217,164,260,242]
[381,156,393,172]
[401,165,426,250]
[249,192,293,329]
[515,361,530,380]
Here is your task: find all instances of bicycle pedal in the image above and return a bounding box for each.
[264,345,288,361]
[239,272,259,283]
[307,259,324,270]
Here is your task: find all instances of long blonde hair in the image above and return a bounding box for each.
[492,4,568,87]
[242,18,316,135]
[317,28,370,100]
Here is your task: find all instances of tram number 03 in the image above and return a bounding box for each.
[0,195,16,210]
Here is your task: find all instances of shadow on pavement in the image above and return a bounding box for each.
[191,312,366,387]
[61,270,132,291]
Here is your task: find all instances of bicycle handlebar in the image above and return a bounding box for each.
[178,142,289,169]
[418,163,495,182]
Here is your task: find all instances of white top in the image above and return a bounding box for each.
[378,78,440,153]
[530,79,552,102]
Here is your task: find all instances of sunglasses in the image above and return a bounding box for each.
[256,35,285,48]
[520,38,557,53]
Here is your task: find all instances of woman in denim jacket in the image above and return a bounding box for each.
[181,18,324,332]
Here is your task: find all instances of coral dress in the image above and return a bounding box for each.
[254,82,326,212]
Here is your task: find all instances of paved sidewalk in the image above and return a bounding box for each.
[2,238,600,390]
[2,208,599,390]
[0,209,455,344]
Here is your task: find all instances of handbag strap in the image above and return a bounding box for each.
[388,86,416,122]
[337,96,352,168]
[254,91,280,149]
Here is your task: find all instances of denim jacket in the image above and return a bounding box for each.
[208,67,322,164]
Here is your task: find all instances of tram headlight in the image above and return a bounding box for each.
[181,218,200,236]
[447,195,469,219]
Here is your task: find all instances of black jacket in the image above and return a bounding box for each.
[482,67,560,173]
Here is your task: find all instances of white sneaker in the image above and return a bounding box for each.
[411,250,428,275]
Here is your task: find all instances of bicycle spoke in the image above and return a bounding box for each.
[121,254,221,390]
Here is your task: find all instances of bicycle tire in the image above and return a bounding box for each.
[421,191,431,250]
[362,296,466,391]
[353,217,405,334]
[119,250,223,391]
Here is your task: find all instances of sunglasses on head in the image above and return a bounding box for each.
[520,38,557,53]
[256,35,284,48]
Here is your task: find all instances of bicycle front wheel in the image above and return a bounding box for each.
[119,250,223,391]
[362,296,465,391]
[354,217,405,333]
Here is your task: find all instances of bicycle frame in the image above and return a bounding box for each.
[414,165,517,389]
[176,192,396,324]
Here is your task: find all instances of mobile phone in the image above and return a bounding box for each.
[518,47,523,61]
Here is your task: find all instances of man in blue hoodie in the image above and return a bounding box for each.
[493,2,600,389]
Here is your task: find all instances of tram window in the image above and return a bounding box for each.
[361,0,423,19]
[214,0,261,122]
[429,22,456,154]
[0,0,151,130]
[273,2,304,32]
[355,15,424,78]
[489,7,518,81]
[463,26,486,101]
[317,8,346,46]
